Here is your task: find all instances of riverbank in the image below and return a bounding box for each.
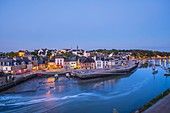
[0,65,169,113]
[0,62,138,92]
[0,72,37,92]
[133,88,170,113]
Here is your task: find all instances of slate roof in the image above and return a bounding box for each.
[96,56,110,61]
[70,57,77,62]
[55,55,64,58]
[64,57,70,62]
[83,57,95,63]
[0,57,30,66]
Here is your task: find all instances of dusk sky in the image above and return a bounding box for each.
[0,0,170,52]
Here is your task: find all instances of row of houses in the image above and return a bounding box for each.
[48,55,123,70]
[0,56,127,74]
[0,48,131,74]
[0,55,38,74]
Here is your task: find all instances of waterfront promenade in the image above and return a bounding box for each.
[75,62,138,79]
[143,93,170,113]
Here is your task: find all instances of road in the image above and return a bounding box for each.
[143,93,170,113]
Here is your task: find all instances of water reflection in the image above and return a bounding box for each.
[1,63,170,113]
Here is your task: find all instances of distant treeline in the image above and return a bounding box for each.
[0,49,170,58]
[89,49,170,58]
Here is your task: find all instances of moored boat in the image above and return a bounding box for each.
[66,73,70,77]
[37,74,42,76]
[152,69,158,74]
[54,74,59,80]
[164,73,170,76]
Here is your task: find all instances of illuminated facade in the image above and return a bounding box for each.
[18,51,25,57]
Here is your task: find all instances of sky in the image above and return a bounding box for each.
[0,0,170,52]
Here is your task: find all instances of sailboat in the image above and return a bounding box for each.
[152,65,158,74]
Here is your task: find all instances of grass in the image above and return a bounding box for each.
[133,88,170,113]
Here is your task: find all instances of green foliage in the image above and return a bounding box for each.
[47,51,52,57]
[62,52,71,58]
[114,50,119,55]
[31,51,38,56]
[31,51,39,59]
[137,88,170,112]
[56,52,59,55]
[6,52,18,57]
[89,49,170,58]
[90,49,112,55]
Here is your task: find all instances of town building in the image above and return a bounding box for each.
[63,57,70,70]
[81,57,95,69]
[0,57,32,74]
[69,57,77,69]
[55,56,64,68]
[38,49,48,57]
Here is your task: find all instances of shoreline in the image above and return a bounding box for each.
[0,73,37,92]
[0,63,138,92]
[133,88,170,113]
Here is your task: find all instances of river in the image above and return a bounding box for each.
[0,60,170,113]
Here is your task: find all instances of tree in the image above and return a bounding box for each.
[31,51,38,56]
[7,52,18,57]
[114,50,119,55]
[62,52,71,58]
[47,51,52,57]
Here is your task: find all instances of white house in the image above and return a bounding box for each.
[95,60,103,69]
[108,59,116,68]
[103,60,109,68]
[95,57,110,69]
[55,56,64,67]
[38,49,48,57]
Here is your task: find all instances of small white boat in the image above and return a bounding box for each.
[71,73,75,77]
[54,74,59,79]
[66,73,70,77]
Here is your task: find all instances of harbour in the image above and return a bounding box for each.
[0,59,170,113]
[1,0,170,112]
